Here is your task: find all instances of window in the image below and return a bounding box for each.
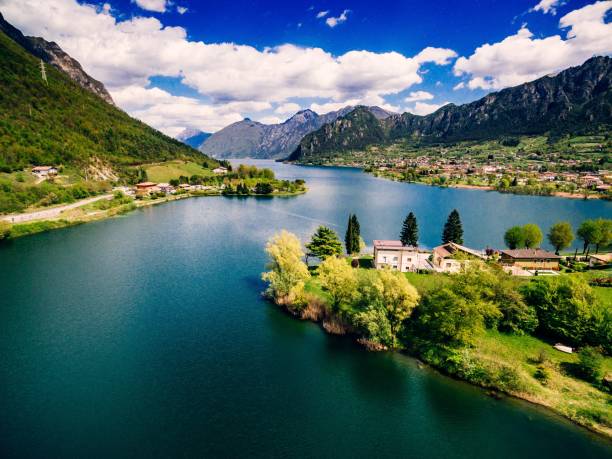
[393,256,398,261]
[392,265,398,270]
[383,256,387,262]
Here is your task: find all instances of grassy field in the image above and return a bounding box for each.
[144,160,213,182]
[473,330,611,435]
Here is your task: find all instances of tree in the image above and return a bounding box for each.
[317,256,358,311]
[254,182,273,194]
[547,222,574,255]
[521,276,607,349]
[344,214,361,255]
[400,212,418,246]
[377,270,419,346]
[504,226,525,249]
[442,209,463,244]
[306,226,343,260]
[261,230,310,304]
[577,219,601,253]
[592,218,612,253]
[522,223,543,249]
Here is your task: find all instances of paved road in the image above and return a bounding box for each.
[1,194,113,224]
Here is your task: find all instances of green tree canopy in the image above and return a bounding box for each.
[307,226,343,260]
[522,223,543,248]
[547,221,574,254]
[442,209,464,245]
[504,226,526,249]
[592,218,612,253]
[400,212,418,246]
[317,256,358,311]
[577,219,601,253]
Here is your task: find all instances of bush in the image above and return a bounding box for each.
[534,366,551,385]
[575,346,603,383]
[0,220,12,240]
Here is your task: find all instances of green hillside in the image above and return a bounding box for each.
[0,29,209,174]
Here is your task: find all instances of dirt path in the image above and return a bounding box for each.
[1,194,113,224]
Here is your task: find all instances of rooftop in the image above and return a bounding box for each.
[501,249,560,259]
[373,240,424,251]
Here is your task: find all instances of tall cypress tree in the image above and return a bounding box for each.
[442,209,464,245]
[399,212,418,246]
[350,214,361,254]
[345,214,354,254]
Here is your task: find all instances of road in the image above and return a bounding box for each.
[1,194,113,224]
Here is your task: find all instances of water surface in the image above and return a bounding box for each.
[0,161,610,458]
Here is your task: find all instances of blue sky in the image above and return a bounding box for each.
[1,0,610,135]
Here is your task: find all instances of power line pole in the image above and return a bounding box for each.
[40,59,48,85]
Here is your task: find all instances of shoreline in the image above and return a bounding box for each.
[270,294,612,439]
[1,189,307,240]
[290,162,608,201]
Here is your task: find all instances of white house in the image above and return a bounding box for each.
[431,242,486,273]
[373,240,432,272]
[213,167,228,175]
[32,166,58,177]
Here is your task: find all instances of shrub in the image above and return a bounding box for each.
[0,220,12,240]
[575,346,603,383]
[534,366,551,385]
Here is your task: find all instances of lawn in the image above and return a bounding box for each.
[144,160,213,182]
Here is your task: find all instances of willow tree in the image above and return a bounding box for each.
[262,230,310,304]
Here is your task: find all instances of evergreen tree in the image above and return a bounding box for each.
[399,212,418,246]
[344,214,362,255]
[442,209,464,245]
[306,226,343,260]
[345,214,354,254]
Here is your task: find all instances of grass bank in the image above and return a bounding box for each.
[282,268,611,438]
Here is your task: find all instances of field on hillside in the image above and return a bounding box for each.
[144,160,214,182]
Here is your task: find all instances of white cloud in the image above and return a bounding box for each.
[531,0,563,15]
[404,90,434,102]
[0,0,455,133]
[133,0,167,13]
[454,1,612,90]
[326,9,349,28]
[112,86,244,135]
[274,103,301,115]
[406,101,448,116]
[453,82,465,90]
[258,116,284,125]
[316,10,329,18]
[176,6,188,15]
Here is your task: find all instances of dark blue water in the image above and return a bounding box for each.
[0,161,610,458]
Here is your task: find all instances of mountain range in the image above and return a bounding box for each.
[0,14,209,176]
[199,106,395,159]
[289,56,612,162]
[177,128,212,149]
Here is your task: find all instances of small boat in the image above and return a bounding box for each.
[553,343,573,354]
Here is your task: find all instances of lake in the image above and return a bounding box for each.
[0,161,610,458]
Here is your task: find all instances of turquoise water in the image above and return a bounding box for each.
[0,161,610,458]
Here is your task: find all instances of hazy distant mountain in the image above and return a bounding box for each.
[199,106,395,159]
[290,56,612,162]
[0,12,114,105]
[177,128,212,149]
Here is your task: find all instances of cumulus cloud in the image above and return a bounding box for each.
[454,1,612,91]
[112,86,245,135]
[133,0,167,13]
[326,9,349,28]
[316,10,329,18]
[0,0,455,133]
[404,90,434,102]
[406,101,448,116]
[531,0,563,15]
